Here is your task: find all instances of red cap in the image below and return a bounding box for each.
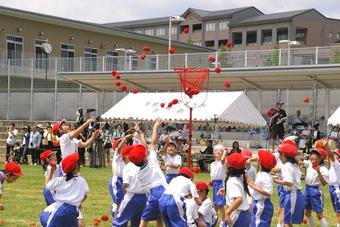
[227,153,246,169]
[241,149,252,159]
[277,144,298,157]
[311,148,328,160]
[258,149,277,169]
[179,167,194,179]
[215,67,222,73]
[5,162,23,176]
[128,144,147,164]
[121,145,134,158]
[61,153,79,174]
[52,121,62,135]
[282,139,296,147]
[40,150,54,162]
[195,181,209,191]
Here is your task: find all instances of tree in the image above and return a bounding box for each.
[187,35,193,45]
[265,43,280,66]
[218,44,232,68]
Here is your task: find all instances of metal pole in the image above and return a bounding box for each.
[188,107,193,169]
[79,84,83,108]
[185,53,188,67]
[102,56,105,71]
[6,59,10,120]
[244,50,248,68]
[30,59,34,120]
[312,80,317,127]
[54,59,58,120]
[288,44,291,66]
[315,46,319,65]
[156,54,159,70]
[168,17,172,70]
[279,49,282,66]
[45,52,48,80]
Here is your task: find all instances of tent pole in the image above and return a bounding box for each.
[188,107,193,169]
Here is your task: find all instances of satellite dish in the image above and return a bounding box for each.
[42,42,52,54]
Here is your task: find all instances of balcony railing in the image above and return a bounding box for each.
[1,45,340,78]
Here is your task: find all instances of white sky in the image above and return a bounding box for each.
[0,0,339,23]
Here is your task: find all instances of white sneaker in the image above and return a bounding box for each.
[34,163,37,166]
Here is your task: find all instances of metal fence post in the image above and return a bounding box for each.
[79,84,82,108]
[185,53,188,68]
[129,55,132,71]
[279,49,282,66]
[30,59,34,120]
[54,59,58,120]
[79,57,82,72]
[6,59,10,120]
[315,46,319,65]
[102,56,105,71]
[244,50,248,68]
[215,51,218,68]
[156,54,159,70]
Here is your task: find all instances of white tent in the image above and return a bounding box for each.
[328,106,340,126]
[101,91,267,127]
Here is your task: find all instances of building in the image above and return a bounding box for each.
[104,7,340,50]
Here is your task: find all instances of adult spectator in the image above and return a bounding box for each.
[29,125,42,165]
[292,110,307,130]
[312,124,321,145]
[42,126,53,149]
[329,126,340,148]
[270,102,287,151]
[6,123,18,162]
[230,141,241,154]
[198,140,213,171]
[112,124,125,139]
[299,125,311,154]
[77,132,86,167]
[20,125,31,164]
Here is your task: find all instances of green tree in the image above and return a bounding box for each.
[218,44,232,68]
[331,49,340,63]
[187,35,193,44]
[265,43,280,66]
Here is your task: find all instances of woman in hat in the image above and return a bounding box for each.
[40,153,89,227]
[247,150,277,227]
[274,143,304,226]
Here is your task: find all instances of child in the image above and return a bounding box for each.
[324,143,340,227]
[303,148,329,227]
[162,141,182,184]
[195,181,217,227]
[247,149,276,227]
[159,167,201,227]
[224,153,250,227]
[40,153,89,227]
[210,144,227,224]
[40,150,61,206]
[274,143,304,226]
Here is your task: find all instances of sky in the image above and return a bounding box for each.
[0,0,339,24]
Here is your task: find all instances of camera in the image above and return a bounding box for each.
[89,116,112,132]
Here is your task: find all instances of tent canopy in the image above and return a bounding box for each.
[101,91,267,127]
[328,106,340,126]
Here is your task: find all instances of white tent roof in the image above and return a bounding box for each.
[328,106,340,126]
[101,91,267,127]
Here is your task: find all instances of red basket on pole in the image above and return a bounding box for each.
[174,67,209,169]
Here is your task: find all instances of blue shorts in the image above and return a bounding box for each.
[159,194,186,227]
[43,187,55,206]
[212,180,226,206]
[251,198,274,227]
[283,190,304,225]
[109,176,125,205]
[165,174,177,184]
[304,185,324,213]
[40,203,78,227]
[113,193,147,227]
[329,185,340,213]
[277,184,285,208]
[222,210,250,227]
[142,185,165,221]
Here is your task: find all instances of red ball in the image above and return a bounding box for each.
[121,85,127,91]
[160,103,165,108]
[224,81,231,88]
[172,99,178,105]
[143,45,151,52]
[192,88,200,95]
[131,89,138,94]
[115,80,121,86]
[266,109,273,117]
[303,97,310,103]
[101,215,109,221]
[183,27,189,33]
[226,41,233,48]
[215,67,222,73]
[115,73,121,80]
[193,166,200,173]
[139,53,146,60]
[167,103,173,108]
[169,47,175,54]
[208,55,216,62]
[111,70,117,76]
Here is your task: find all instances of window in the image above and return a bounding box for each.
[206,23,216,32]
[156,28,165,37]
[205,40,215,47]
[134,30,143,34]
[6,35,23,65]
[296,28,307,44]
[34,40,50,69]
[337,32,340,39]
[84,47,97,71]
[145,29,154,36]
[218,39,229,47]
[192,24,202,32]
[192,41,202,46]
[261,29,272,44]
[232,32,242,45]
[171,27,177,35]
[246,31,257,45]
[106,51,118,71]
[277,28,288,41]
[60,44,75,71]
[145,56,157,70]
[219,21,229,31]
[329,32,333,38]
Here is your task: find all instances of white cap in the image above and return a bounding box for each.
[213,144,225,152]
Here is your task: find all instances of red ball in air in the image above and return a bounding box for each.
[172,99,178,105]
[224,81,231,88]
[143,45,151,52]
[167,103,173,108]
[160,103,165,108]
[226,41,233,48]
[115,73,121,79]
[303,97,310,103]
[139,53,146,60]
[121,85,127,91]
[215,67,222,73]
[131,89,138,94]
[169,47,175,54]
[115,80,121,86]
[183,27,189,33]
[208,55,216,62]
[111,70,117,76]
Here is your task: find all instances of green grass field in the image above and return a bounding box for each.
[0,165,337,226]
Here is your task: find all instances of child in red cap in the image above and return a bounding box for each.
[195,181,217,226]
[40,153,89,227]
[247,150,277,227]
[223,153,250,227]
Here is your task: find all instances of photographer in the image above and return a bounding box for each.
[6,123,18,162]
[76,108,85,128]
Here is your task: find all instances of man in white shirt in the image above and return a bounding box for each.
[6,123,18,162]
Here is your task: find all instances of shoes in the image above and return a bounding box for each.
[34,163,37,166]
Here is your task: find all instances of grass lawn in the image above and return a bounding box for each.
[0,164,337,226]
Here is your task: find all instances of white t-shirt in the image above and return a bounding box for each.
[210,160,227,181]
[329,160,340,185]
[46,176,89,207]
[281,162,302,191]
[59,133,81,159]
[164,175,198,198]
[198,197,217,225]
[252,171,273,201]
[274,152,283,179]
[226,176,249,211]
[6,128,18,145]
[137,150,167,190]
[111,151,125,177]
[185,198,199,227]
[44,165,60,179]
[123,162,147,194]
[163,154,182,174]
[246,164,257,181]
[305,162,329,186]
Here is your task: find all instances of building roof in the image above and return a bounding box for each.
[0,5,213,52]
[185,7,256,19]
[231,9,313,27]
[104,17,170,29]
